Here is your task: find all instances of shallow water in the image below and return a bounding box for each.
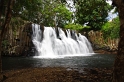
[2,54,115,71]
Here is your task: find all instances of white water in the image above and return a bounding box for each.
[32,24,94,58]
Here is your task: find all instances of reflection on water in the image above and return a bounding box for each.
[2,54,115,71]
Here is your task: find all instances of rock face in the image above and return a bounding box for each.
[88,30,119,52]
[1,23,44,56]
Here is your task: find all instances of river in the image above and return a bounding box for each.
[2,54,115,71]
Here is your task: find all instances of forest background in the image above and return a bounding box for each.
[1,0,124,82]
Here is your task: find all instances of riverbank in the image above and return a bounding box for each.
[1,67,113,82]
[94,49,117,55]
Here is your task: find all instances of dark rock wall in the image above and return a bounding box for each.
[1,23,35,56]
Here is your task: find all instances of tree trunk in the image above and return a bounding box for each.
[0,0,14,79]
[112,0,124,82]
[0,0,4,27]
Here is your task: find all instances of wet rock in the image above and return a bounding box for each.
[89,69,98,75]
[2,67,113,82]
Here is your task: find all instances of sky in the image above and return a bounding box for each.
[106,1,118,21]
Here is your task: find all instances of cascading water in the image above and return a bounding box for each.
[32,24,94,58]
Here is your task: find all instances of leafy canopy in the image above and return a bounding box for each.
[12,0,72,27]
[64,23,91,31]
[1,0,114,30]
[101,17,120,39]
[75,0,112,31]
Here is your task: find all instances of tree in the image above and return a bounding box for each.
[0,0,4,79]
[12,0,43,22]
[36,0,72,27]
[75,0,112,31]
[112,0,124,82]
[12,0,72,27]
[0,0,14,80]
[64,23,84,31]
[102,17,120,39]
[54,4,72,27]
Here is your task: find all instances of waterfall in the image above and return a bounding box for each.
[32,24,94,58]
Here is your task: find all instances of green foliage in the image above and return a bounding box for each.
[13,0,42,21]
[101,17,120,39]
[1,0,114,29]
[12,0,72,27]
[54,4,72,27]
[64,23,83,30]
[64,23,91,31]
[75,0,112,31]
[2,40,9,48]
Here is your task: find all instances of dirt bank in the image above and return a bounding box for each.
[1,67,113,82]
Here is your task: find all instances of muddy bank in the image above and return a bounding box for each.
[1,67,113,82]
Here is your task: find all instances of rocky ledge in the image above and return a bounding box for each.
[1,67,113,82]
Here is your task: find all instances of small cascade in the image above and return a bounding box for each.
[32,24,94,58]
